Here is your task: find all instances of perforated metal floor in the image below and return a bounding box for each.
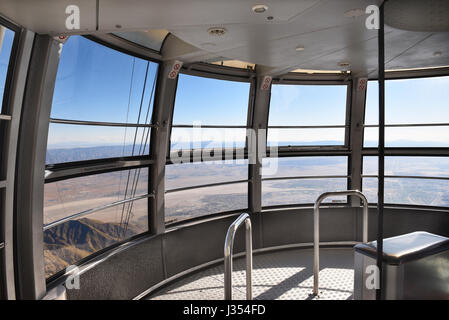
[148,247,354,300]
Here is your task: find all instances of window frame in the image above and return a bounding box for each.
[362,74,449,150]
[361,72,449,210]
[0,16,21,116]
[267,79,351,151]
[168,68,254,158]
[43,35,161,279]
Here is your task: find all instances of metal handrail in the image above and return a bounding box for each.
[224,213,252,300]
[313,190,368,296]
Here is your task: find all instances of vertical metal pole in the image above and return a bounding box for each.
[0,25,33,300]
[224,231,233,300]
[376,1,386,301]
[15,35,60,299]
[245,218,253,300]
[313,201,320,296]
[149,61,177,235]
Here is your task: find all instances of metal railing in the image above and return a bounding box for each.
[313,190,368,296]
[224,213,252,300]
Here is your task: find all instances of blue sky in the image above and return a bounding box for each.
[0,27,14,111]
[47,35,449,149]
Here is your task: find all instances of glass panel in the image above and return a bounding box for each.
[44,168,148,225]
[262,178,348,206]
[268,84,347,126]
[362,156,378,175]
[363,156,449,206]
[166,160,248,190]
[364,126,449,148]
[364,156,449,177]
[362,177,449,207]
[362,177,378,203]
[364,81,379,126]
[51,36,158,123]
[267,128,345,146]
[0,26,14,112]
[170,127,246,151]
[44,198,148,277]
[172,74,250,125]
[165,182,247,224]
[46,123,150,164]
[262,156,348,178]
[365,76,449,125]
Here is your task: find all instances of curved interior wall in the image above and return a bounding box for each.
[45,206,449,300]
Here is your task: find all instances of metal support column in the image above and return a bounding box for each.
[248,71,271,247]
[376,1,386,300]
[149,61,177,235]
[0,25,33,300]
[349,77,368,208]
[15,35,60,299]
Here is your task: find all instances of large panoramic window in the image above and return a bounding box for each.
[0,24,15,113]
[267,84,348,147]
[166,74,250,224]
[170,74,250,151]
[47,36,158,163]
[44,36,157,278]
[364,76,449,147]
[362,156,449,207]
[262,156,348,207]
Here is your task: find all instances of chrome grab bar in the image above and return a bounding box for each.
[224,213,253,300]
[313,190,368,296]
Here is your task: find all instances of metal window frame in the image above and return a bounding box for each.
[0,14,28,300]
[43,192,155,231]
[15,34,60,299]
[168,69,254,156]
[267,80,351,150]
[39,35,161,280]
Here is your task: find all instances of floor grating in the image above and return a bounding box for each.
[148,247,354,300]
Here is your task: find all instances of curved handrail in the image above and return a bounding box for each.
[224,213,252,300]
[313,190,368,296]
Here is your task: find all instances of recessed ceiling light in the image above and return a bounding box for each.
[252,4,268,13]
[344,8,365,18]
[296,45,305,52]
[434,51,442,57]
[207,27,227,36]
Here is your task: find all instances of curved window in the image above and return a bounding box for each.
[262,156,349,207]
[48,36,158,163]
[170,74,250,152]
[167,74,251,224]
[362,156,449,207]
[364,76,449,147]
[268,84,348,147]
[44,36,158,278]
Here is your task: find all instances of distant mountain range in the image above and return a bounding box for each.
[44,218,140,277]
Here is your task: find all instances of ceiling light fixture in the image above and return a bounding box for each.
[433,51,442,57]
[344,8,365,18]
[207,27,227,36]
[338,62,351,69]
[252,4,268,13]
[296,45,305,52]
